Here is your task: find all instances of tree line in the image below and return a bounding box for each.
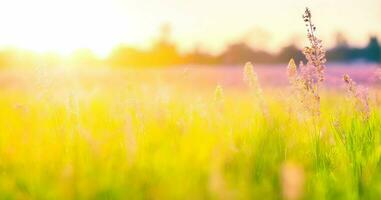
[0,36,379,68]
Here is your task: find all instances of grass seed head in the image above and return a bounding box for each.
[343,74,370,119]
[287,58,297,81]
[243,62,258,88]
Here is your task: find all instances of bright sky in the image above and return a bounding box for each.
[0,0,379,57]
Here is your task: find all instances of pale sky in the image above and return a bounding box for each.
[0,0,379,57]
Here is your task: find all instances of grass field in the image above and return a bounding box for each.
[0,65,381,199]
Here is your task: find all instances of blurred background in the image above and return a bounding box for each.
[0,0,379,68]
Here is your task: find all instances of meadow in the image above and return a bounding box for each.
[0,63,380,200]
[0,7,381,200]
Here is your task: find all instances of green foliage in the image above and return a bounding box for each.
[0,81,380,199]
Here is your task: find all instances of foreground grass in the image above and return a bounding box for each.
[0,70,381,200]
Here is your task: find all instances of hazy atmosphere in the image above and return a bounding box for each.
[0,0,380,56]
[0,1,381,200]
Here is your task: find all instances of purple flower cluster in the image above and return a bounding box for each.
[285,8,327,117]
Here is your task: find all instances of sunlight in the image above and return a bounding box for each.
[0,1,380,199]
[0,0,379,58]
[0,0,144,57]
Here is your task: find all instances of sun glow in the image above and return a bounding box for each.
[0,0,149,58]
[0,0,379,58]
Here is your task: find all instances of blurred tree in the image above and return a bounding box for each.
[364,36,380,62]
[183,46,218,65]
[220,42,274,65]
[219,42,255,64]
[277,45,304,63]
[327,33,350,62]
[335,32,349,48]
[109,24,182,67]
[149,24,181,66]
[109,45,148,67]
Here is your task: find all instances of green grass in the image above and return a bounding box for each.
[0,71,381,200]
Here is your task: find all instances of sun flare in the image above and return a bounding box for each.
[0,0,379,59]
[0,0,149,57]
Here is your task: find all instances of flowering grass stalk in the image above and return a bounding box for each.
[287,8,326,117]
[285,8,330,172]
[302,8,326,83]
[343,74,370,119]
[243,62,269,117]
